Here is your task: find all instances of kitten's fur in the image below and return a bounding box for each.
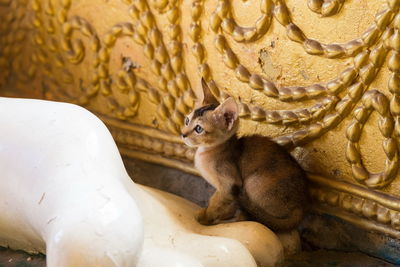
[181,79,309,231]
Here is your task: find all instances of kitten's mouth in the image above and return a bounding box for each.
[182,137,197,147]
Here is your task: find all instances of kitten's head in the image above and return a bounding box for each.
[181,79,239,148]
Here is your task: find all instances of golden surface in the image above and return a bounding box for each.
[1,0,400,237]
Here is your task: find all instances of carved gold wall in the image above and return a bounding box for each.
[2,0,400,239]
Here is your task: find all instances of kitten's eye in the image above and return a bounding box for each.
[185,117,189,126]
[194,125,203,134]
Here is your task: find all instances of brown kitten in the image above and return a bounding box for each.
[181,79,309,231]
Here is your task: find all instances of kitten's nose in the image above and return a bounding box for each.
[181,133,187,138]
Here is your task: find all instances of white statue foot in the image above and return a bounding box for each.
[135,185,284,267]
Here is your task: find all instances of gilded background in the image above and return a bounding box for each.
[1,0,400,238]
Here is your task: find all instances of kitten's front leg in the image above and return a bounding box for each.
[195,151,243,225]
[197,191,239,225]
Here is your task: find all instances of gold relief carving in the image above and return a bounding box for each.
[0,0,30,85]
[2,0,400,236]
[307,0,346,17]
[346,90,399,188]
[124,0,196,133]
[206,0,394,152]
[310,174,400,238]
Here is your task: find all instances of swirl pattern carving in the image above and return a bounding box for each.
[1,0,400,237]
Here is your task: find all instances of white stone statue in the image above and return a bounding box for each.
[0,97,284,267]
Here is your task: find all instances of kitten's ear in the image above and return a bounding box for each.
[213,97,238,130]
[200,78,219,105]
